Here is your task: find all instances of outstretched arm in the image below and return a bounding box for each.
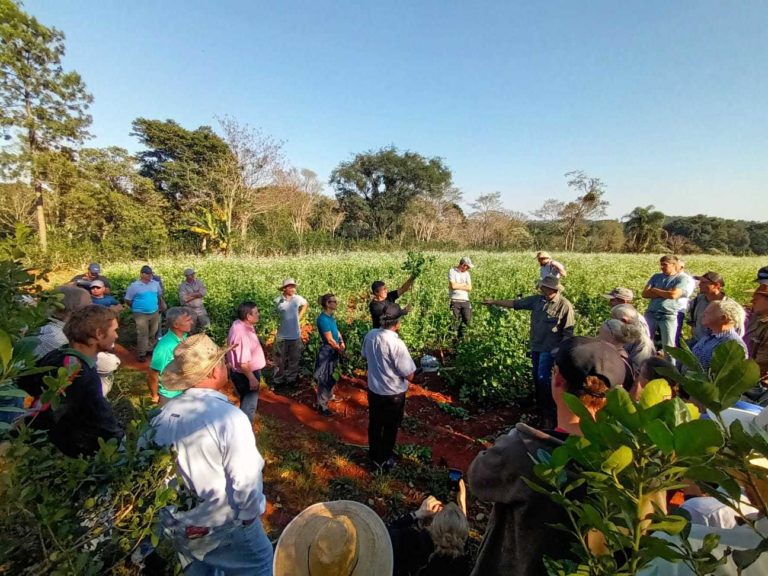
[398,274,416,295]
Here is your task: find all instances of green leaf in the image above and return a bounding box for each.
[647,513,688,534]
[0,330,11,370]
[604,387,640,431]
[602,445,633,474]
[673,419,724,458]
[666,341,702,373]
[713,355,761,409]
[645,419,675,455]
[732,537,768,570]
[639,379,672,409]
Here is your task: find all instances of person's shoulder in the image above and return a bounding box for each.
[296,294,308,305]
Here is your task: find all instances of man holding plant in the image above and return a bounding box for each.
[369,275,415,329]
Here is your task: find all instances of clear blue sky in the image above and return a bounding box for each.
[26,0,768,220]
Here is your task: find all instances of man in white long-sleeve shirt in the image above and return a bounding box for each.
[152,334,273,575]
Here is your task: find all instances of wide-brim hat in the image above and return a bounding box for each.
[538,275,564,292]
[162,334,234,391]
[274,500,393,576]
[536,251,552,260]
[183,268,195,276]
[280,278,298,289]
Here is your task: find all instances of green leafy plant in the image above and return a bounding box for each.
[401,251,435,279]
[438,402,470,420]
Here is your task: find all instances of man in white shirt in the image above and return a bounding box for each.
[273,278,308,389]
[536,251,567,280]
[151,334,272,575]
[448,257,474,339]
[362,304,417,471]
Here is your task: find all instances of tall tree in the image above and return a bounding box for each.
[559,171,608,251]
[0,0,93,251]
[330,147,453,239]
[131,118,231,210]
[623,205,666,252]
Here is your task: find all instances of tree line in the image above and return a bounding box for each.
[1,0,766,264]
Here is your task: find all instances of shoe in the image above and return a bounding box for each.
[318,406,332,417]
[382,456,397,472]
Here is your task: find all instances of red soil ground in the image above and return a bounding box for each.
[114,343,521,472]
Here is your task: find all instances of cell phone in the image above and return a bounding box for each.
[448,468,463,490]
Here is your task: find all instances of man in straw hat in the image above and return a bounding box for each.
[151,334,272,574]
[272,278,308,389]
[273,500,392,576]
[362,302,417,471]
[482,275,575,428]
[536,251,567,280]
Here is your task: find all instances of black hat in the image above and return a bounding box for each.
[555,337,632,394]
[379,302,409,326]
[140,265,153,274]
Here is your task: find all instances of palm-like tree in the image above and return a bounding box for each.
[623,205,666,252]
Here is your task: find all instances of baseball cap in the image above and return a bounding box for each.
[379,302,409,325]
[693,271,725,286]
[88,263,101,274]
[459,257,474,269]
[603,287,634,302]
[555,336,633,393]
[89,279,106,289]
[140,265,153,274]
[183,268,195,276]
[536,251,551,260]
[756,266,768,285]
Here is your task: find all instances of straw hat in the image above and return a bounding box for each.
[280,278,298,289]
[273,500,393,576]
[161,334,234,391]
[536,251,551,260]
[538,275,564,292]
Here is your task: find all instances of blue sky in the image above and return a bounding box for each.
[26,0,768,220]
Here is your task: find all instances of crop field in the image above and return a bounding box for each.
[99,251,765,405]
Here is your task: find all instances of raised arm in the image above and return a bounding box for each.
[398,274,417,296]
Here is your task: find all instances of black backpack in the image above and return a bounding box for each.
[16,347,91,398]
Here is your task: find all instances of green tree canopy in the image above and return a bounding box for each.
[330,147,453,239]
[0,0,93,251]
[623,205,666,252]
[131,118,231,210]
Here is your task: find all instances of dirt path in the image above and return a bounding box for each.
[114,344,518,471]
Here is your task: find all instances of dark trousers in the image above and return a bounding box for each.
[450,300,472,339]
[367,389,406,465]
[531,351,556,427]
[231,370,261,424]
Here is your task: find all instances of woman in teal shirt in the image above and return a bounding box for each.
[314,293,345,416]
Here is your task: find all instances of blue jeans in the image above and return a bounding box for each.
[231,370,260,424]
[182,519,273,576]
[645,311,679,353]
[531,351,556,426]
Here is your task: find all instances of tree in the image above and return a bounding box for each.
[623,205,666,252]
[0,182,34,233]
[0,0,93,251]
[467,192,530,249]
[131,118,231,211]
[309,195,345,238]
[402,186,463,243]
[559,171,608,251]
[275,167,323,249]
[330,147,453,239]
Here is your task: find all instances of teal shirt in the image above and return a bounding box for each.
[316,312,340,345]
[645,273,686,315]
[150,331,187,398]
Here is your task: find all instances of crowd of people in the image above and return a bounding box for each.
[7,253,768,574]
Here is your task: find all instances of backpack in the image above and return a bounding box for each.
[16,347,92,398]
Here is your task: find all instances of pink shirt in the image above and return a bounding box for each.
[226,319,266,373]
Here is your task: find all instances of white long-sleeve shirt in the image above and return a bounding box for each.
[152,388,266,527]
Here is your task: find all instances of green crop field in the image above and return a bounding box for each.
[97,252,765,405]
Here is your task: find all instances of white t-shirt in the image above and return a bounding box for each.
[448,267,471,301]
[540,260,565,280]
[362,328,417,396]
[274,294,308,340]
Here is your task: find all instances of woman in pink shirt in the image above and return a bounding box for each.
[226,301,266,424]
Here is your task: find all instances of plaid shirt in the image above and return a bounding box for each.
[33,318,67,358]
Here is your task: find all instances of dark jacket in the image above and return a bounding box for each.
[512,295,575,353]
[468,423,572,576]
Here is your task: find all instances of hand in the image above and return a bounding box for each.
[151,394,160,404]
[247,375,260,391]
[457,479,467,515]
[339,341,346,351]
[415,495,443,520]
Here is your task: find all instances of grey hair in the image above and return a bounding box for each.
[707,299,745,327]
[600,319,636,345]
[611,304,640,325]
[166,306,195,329]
